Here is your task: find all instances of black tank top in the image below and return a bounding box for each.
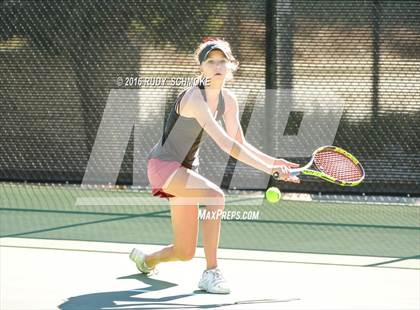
[148,83,225,170]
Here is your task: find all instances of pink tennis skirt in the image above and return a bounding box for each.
[147,158,182,199]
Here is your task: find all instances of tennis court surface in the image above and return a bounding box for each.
[2,1,420,309]
[1,183,419,309]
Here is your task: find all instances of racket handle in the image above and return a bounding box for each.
[273,170,301,180]
[290,169,301,176]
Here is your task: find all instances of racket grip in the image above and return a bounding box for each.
[273,170,300,180]
[290,169,300,176]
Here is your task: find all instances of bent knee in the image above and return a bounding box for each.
[201,189,225,206]
[174,246,196,261]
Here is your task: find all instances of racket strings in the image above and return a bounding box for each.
[314,151,363,182]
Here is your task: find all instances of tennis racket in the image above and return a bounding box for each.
[273,146,365,186]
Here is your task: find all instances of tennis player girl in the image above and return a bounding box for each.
[130,38,300,294]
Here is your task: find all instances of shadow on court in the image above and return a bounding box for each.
[59,274,188,310]
[58,273,297,309]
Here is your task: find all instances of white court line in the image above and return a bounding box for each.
[1,237,418,269]
[1,238,419,310]
[74,192,420,207]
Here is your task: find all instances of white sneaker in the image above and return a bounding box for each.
[129,248,156,275]
[198,267,230,294]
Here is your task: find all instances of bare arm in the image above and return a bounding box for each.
[222,90,300,181]
[223,90,277,164]
[224,108,277,166]
[182,88,273,175]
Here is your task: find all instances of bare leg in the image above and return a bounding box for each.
[146,203,198,267]
[201,203,224,270]
[144,167,224,269]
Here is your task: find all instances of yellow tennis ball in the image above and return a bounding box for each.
[265,187,282,203]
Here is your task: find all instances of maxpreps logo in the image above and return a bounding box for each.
[82,87,345,202]
[198,209,260,221]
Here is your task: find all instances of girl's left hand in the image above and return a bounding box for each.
[273,159,300,183]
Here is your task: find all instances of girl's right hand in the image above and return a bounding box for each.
[272,165,300,183]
